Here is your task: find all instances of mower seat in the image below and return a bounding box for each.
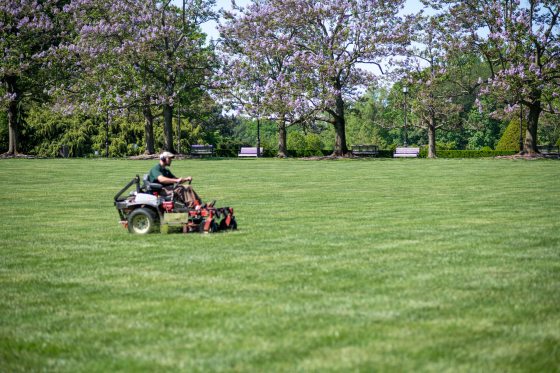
[142,174,163,194]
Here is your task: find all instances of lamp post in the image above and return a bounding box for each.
[105,109,110,158]
[177,107,181,155]
[402,86,409,147]
[255,89,261,157]
[519,102,524,153]
[257,116,261,157]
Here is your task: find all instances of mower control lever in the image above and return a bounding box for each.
[173,178,191,189]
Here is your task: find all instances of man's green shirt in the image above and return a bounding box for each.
[148,163,176,183]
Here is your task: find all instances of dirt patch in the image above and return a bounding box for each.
[0,153,37,159]
[300,154,357,160]
[129,153,190,160]
[495,153,550,160]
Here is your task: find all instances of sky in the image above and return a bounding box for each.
[199,0,246,40]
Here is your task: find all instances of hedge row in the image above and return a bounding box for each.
[361,149,516,158]
[216,148,518,158]
[419,149,518,158]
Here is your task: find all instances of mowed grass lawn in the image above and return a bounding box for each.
[0,158,559,372]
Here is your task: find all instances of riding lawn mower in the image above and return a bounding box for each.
[114,175,237,234]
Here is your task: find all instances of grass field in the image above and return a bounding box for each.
[0,158,559,372]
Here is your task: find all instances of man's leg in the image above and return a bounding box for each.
[162,186,175,199]
[174,185,202,207]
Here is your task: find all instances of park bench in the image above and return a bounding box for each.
[394,147,420,158]
[190,144,215,157]
[238,147,263,157]
[537,145,559,158]
[351,144,379,157]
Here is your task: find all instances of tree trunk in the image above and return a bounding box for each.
[427,114,437,159]
[7,97,18,155]
[524,101,540,155]
[162,103,175,153]
[277,119,287,158]
[332,90,348,156]
[6,77,19,155]
[142,102,155,155]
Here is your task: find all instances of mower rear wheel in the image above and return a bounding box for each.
[128,208,158,234]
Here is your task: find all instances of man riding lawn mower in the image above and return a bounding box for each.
[114,152,237,234]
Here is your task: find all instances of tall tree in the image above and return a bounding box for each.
[60,0,215,154]
[432,0,560,155]
[219,0,408,156]
[403,16,481,158]
[219,1,317,157]
[0,0,70,155]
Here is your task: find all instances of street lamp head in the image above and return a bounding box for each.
[402,86,409,94]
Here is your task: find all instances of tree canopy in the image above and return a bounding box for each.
[1,0,559,157]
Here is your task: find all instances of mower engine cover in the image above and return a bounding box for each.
[133,193,158,205]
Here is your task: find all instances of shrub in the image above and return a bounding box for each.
[26,106,98,157]
[434,150,517,158]
[216,141,246,157]
[496,118,525,151]
[418,147,516,158]
[377,150,394,158]
[287,132,306,156]
[304,133,324,156]
[287,132,325,157]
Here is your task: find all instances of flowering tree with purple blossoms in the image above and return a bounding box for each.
[219,0,408,156]
[60,0,215,154]
[0,0,71,155]
[219,1,323,157]
[432,0,560,155]
[402,16,480,158]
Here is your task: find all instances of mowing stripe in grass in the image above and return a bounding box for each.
[0,158,559,372]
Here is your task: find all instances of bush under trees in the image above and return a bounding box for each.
[496,119,526,152]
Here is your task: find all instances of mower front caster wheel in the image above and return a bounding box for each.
[200,220,218,233]
[128,208,158,234]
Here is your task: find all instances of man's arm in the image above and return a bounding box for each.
[157,175,192,185]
